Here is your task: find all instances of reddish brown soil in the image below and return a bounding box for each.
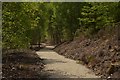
[54,27,120,78]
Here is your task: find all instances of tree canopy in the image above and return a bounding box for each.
[2,2,120,49]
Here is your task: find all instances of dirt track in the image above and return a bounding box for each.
[36,46,99,78]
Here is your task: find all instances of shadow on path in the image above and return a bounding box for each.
[36,46,99,78]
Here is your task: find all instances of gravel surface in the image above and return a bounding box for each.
[36,46,99,78]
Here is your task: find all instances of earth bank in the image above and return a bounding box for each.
[54,24,120,78]
[2,49,44,79]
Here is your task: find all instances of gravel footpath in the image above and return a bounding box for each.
[36,46,99,78]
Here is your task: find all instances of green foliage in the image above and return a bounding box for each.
[2,2,46,49]
[2,2,120,48]
[3,3,30,48]
[79,2,114,37]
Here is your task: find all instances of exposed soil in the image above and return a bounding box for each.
[2,49,44,79]
[36,47,99,78]
[54,25,120,78]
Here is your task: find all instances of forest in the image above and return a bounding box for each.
[2,2,120,49]
[2,2,120,79]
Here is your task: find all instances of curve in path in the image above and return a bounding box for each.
[36,46,99,78]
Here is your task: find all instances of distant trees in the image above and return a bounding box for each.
[2,2,120,49]
[79,3,114,37]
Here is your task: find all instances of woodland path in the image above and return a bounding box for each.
[36,46,99,78]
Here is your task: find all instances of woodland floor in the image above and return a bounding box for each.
[2,47,99,79]
[2,49,44,79]
[2,38,120,79]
